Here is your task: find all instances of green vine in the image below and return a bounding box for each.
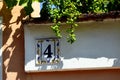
[49,0,80,43]
[3,0,120,43]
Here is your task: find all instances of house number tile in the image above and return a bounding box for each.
[36,38,60,65]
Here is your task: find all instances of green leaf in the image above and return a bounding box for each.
[4,0,18,9]
[32,0,41,2]
[19,0,28,6]
[24,0,33,15]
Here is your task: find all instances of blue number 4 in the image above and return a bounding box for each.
[43,44,53,58]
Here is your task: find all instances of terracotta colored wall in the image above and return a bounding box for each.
[26,69,120,80]
[0,2,120,80]
[0,2,26,80]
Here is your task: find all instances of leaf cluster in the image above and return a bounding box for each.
[48,0,80,43]
[4,0,120,43]
[40,0,120,43]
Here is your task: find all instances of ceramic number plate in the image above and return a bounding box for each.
[36,38,60,65]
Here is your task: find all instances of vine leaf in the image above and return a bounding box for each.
[4,0,18,9]
[24,0,33,15]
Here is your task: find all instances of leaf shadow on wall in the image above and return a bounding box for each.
[2,3,27,80]
[60,23,120,68]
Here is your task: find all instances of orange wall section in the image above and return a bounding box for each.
[27,69,120,80]
[1,2,120,80]
[1,2,26,80]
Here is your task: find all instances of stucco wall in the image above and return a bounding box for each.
[0,17,2,80]
[1,3,120,80]
[1,3,26,80]
[26,69,120,80]
[24,20,120,72]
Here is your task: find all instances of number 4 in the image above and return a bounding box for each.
[43,44,53,58]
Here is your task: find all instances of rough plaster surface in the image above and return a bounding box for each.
[24,20,120,72]
[1,2,120,80]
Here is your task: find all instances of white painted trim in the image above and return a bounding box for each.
[0,17,2,80]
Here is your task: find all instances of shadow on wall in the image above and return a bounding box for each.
[0,56,1,80]
[24,20,120,70]
[0,30,2,80]
[38,61,63,70]
[60,22,120,67]
[1,1,26,80]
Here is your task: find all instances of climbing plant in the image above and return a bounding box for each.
[3,0,120,43]
[48,0,80,43]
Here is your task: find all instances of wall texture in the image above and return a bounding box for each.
[0,17,2,80]
[24,20,120,72]
[0,2,26,80]
[0,2,120,80]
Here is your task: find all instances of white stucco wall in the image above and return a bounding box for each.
[0,17,2,80]
[24,19,120,72]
